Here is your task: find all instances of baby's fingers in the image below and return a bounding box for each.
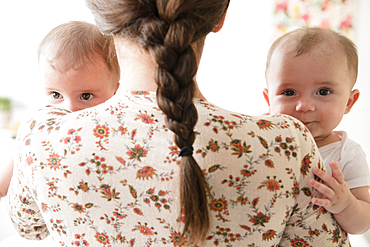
[309,178,334,199]
[328,160,344,183]
[313,168,339,190]
[311,197,331,207]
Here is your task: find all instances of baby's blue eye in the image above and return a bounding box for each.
[80,93,94,101]
[317,88,332,96]
[51,92,63,99]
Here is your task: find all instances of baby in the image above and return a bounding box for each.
[263,27,370,235]
[0,21,120,199]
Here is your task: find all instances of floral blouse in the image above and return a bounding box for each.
[7,91,349,246]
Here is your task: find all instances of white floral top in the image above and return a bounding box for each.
[7,91,349,246]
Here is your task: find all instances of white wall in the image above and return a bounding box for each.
[339,0,370,161]
[0,0,369,158]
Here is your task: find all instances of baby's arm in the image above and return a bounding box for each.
[0,159,13,198]
[310,160,370,234]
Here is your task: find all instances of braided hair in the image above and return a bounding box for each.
[86,0,229,243]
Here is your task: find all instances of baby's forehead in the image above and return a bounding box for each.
[278,38,344,58]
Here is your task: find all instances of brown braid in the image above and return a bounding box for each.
[86,0,229,243]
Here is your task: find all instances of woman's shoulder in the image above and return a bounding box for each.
[195,99,310,139]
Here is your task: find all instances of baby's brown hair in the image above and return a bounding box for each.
[38,21,120,82]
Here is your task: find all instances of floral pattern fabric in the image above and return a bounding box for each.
[273,0,356,39]
[7,91,349,246]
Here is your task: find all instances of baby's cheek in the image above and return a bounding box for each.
[46,97,57,105]
[270,104,286,115]
[276,100,296,115]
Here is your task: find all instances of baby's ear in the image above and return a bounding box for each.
[114,82,120,95]
[262,88,271,115]
[263,88,270,106]
[345,89,360,114]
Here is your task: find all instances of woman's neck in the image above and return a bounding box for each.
[115,39,206,100]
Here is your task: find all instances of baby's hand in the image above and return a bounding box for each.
[309,160,352,214]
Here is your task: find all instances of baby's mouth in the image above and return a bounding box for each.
[301,121,312,126]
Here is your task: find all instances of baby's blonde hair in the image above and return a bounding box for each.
[38,21,120,81]
[265,27,358,86]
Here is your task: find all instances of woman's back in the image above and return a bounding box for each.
[8,91,348,246]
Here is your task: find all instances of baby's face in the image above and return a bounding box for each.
[264,48,358,147]
[41,59,119,112]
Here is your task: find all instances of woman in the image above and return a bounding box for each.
[8,0,349,246]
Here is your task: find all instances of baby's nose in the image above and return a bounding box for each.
[295,98,315,112]
[62,100,80,112]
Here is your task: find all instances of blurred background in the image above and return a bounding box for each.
[0,0,369,246]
